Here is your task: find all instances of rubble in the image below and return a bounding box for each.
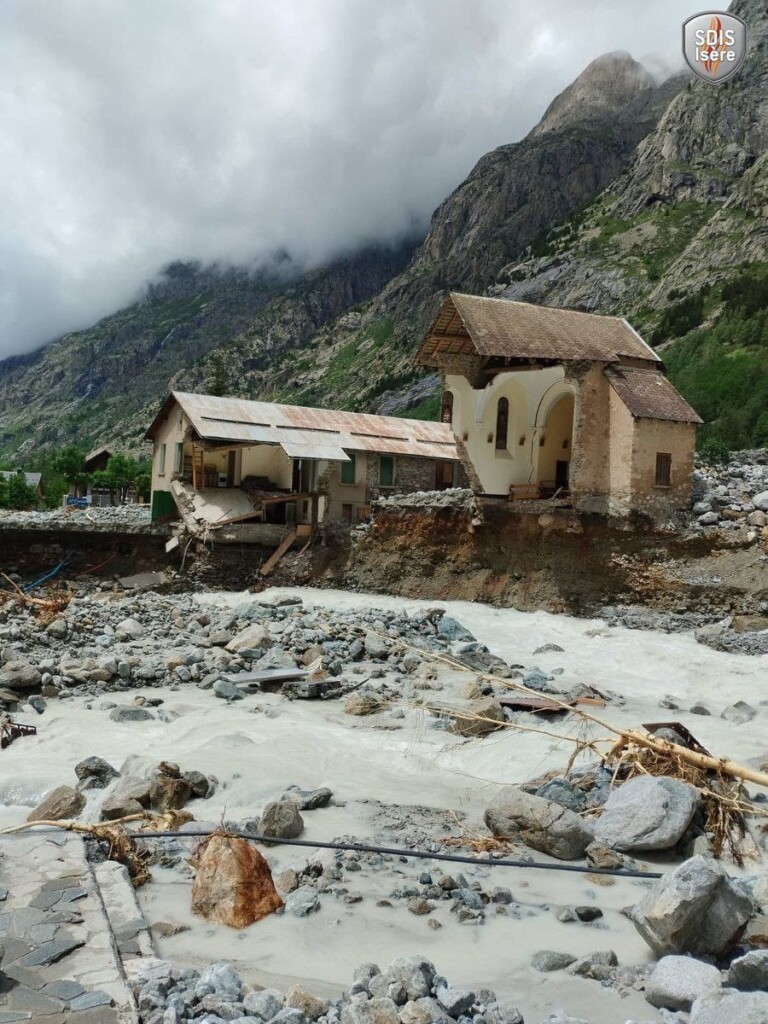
[691,449,768,533]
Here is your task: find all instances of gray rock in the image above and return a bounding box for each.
[632,855,753,957]
[721,701,757,724]
[593,776,699,852]
[75,756,119,789]
[698,511,720,525]
[282,786,332,810]
[363,633,390,659]
[384,956,437,1001]
[535,777,586,813]
[645,955,721,1010]
[484,787,593,860]
[242,989,284,1020]
[341,997,399,1024]
[728,949,768,991]
[435,986,474,1017]
[261,800,304,839]
[753,491,768,513]
[566,950,618,980]
[271,1010,307,1024]
[437,617,475,642]
[531,950,577,972]
[116,617,144,639]
[213,680,244,701]
[451,697,505,737]
[109,706,154,722]
[28,785,85,822]
[0,661,41,691]
[284,887,319,917]
[691,990,768,1023]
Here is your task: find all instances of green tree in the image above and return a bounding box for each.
[206,352,232,397]
[92,454,137,503]
[0,471,38,509]
[51,445,90,496]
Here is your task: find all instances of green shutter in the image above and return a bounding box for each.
[151,490,176,521]
[379,456,394,486]
[340,453,356,484]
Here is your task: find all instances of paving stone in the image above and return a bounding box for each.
[42,979,87,1001]
[69,990,115,1010]
[4,986,66,1015]
[0,1012,33,1022]
[40,875,83,891]
[16,936,84,967]
[0,888,8,901]
[65,1008,119,1024]
[2,965,47,989]
[0,938,33,962]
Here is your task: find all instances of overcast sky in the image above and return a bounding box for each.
[0,0,706,360]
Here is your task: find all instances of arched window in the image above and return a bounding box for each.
[440,391,454,424]
[495,397,509,450]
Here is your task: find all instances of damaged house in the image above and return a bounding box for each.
[146,392,463,544]
[416,292,702,516]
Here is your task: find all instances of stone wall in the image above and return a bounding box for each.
[630,419,697,516]
[365,455,441,501]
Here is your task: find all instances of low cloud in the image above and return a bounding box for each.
[1,0,701,358]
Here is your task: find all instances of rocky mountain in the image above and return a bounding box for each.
[0,47,689,456]
[493,0,768,446]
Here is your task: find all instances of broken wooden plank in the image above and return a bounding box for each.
[259,529,297,577]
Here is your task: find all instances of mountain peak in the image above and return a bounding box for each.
[530,51,655,138]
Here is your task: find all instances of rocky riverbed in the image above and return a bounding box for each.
[1,586,768,1023]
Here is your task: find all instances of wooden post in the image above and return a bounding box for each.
[192,446,197,490]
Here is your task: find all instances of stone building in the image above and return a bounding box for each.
[146,392,462,533]
[416,292,702,516]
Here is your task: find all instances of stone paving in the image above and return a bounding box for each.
[0,832,141,1023]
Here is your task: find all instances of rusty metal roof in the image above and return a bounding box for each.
[417,292,661,366]
[606,366,702,424]
[147,392,459,462]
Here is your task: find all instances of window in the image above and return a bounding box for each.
[158,443,166,475]
[174,442,184,473]
[379,455,395,486]
[655,453,672,487]
[341,503,353,522]
[440,391,454,424]
[495,397,509,450]
[341,453,356,484]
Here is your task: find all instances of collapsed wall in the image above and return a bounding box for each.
[301,490,766,618]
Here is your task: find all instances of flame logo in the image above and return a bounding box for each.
[703,15,727,76]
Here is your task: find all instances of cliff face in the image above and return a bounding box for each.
[0,51,684,455]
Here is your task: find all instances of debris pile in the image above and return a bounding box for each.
[692,448,768,535]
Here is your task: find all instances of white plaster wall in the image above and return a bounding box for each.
[151,406,187,496]
[240,445,293,488]
[445,367,568,494]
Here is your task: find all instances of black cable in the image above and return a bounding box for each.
[4,827,663,879]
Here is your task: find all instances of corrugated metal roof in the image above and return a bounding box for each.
[417,292,661,366]
[148,392,459,462]
[0,471,41,487]
[606,366,702,424]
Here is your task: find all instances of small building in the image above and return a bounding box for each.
[146,392,463,532]
[416,293,702,517]
[83,446,112,474]
[0,470,43,499]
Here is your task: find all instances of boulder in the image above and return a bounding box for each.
[260,800,304,839]
[226,623,270,652]
[752,491,768,512]
[74,756,119,790]
[691,990,768,1024]
[0,661,41,692]
[485,787,593,860]
[191,832,283,928]
[100,777,152,820]
[721,701,757,724]
[341,997,399,1024]
[727,949,768,991]
[632,855,753,957]
[285,985,328,1021]
[149,773,192,812]
[384,957,437,1001]
[644,955,721,1011]
[363,633,390,659]
[345,691,383,716]
[451,698,505,737]
[593,776,699,852]
[116,617,144,640]
[243,990,284,1020]
[109,706,154,722]
[437,616,475,641]
[28,785,85,822]
[213,679,243,701]
[530,951,577,972]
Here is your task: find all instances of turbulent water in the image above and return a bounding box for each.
[2,587,766,1022]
